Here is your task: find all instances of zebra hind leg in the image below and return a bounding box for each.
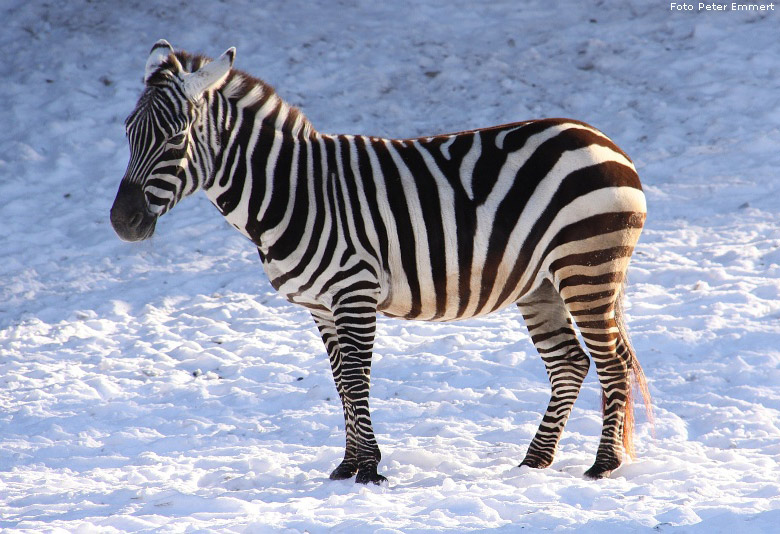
[570,299,632,479]
[517,280,591,470]
[559,268,643,479]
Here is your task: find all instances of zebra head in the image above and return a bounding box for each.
[110,40,235,241]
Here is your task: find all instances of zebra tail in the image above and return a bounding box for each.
[611,285,654,459]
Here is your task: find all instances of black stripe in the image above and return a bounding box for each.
[417,135,477,317]
[354,136,390,276]
[323,137,356,267]
[470,129,508,204]
[548,246,634,275]
[216,106,262,216]
[244,103,282,237]
[372,140,422,318]
[265,139,310,262]
[392,140,448,319]
[558,272,624,291]
[257,119,296,232]
[339,137,378,260]
[418,134,473,195]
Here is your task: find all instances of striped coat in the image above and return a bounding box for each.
[111,41,651,484]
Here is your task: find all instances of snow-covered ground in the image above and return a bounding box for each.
[2,0,780,531]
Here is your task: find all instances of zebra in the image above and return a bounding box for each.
[110,40,652,485]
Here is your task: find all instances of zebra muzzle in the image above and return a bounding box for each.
[110,181,158,242]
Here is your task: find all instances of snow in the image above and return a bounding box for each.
[2,0,780,531]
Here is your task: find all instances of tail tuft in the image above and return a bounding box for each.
[614,288,654,459]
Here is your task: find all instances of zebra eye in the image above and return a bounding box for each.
[168,132,187,146]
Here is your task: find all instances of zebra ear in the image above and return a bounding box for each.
[182,47,236,101]
[144,39,178,83]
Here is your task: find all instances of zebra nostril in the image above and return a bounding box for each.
[128,212,144,228]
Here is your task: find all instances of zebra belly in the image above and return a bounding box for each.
[376,264,545,322]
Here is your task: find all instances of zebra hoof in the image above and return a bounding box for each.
[583,467,612,480]
[355,466,387,485]
[519,454,553,470]
[329,461,358,480]
[583,458,620,480]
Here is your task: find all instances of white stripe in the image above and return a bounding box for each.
[364,140,412,315]
[495,125,524,150]
[261,136,300,248]
[459,132,480,201]
[384,140,437,319]
[412,139,460,318]
[439,136,456,160]
[256,99,289,223]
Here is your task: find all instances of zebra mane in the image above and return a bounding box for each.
[170,50,315,140]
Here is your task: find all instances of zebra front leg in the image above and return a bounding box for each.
[340,354,384,484]
[334,294,385,484]
[311,312,359,480]
[314,294,385,484]
[517,281,590,469]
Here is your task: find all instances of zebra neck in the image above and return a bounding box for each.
[203,81,325,256]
